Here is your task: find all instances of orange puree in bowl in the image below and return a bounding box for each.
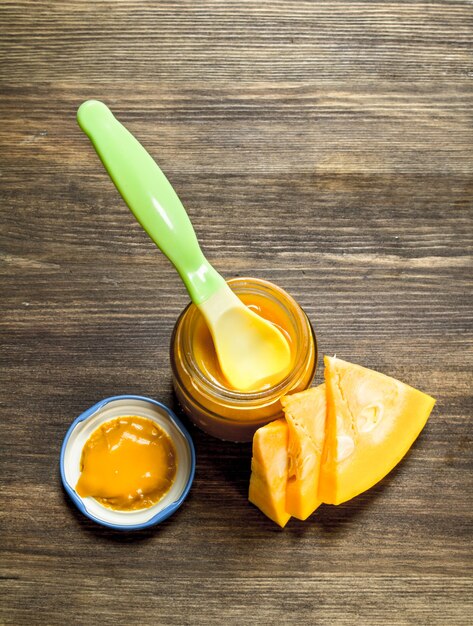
[193,292,296,390]
[75,416,177,511]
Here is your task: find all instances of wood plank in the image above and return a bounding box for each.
[1,81,472,176]
[0,1,472,82]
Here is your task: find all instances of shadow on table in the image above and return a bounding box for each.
[291,452,418,539]
[60,487,186,543]
[169,391,253,501]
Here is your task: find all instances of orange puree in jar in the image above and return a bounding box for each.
[171,278,317,442]
[75,416,177,511]
[193,292,296,391]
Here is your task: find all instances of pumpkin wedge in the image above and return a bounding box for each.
[281,384,326,520]
[248,418,291,528]
[318,356,436,505]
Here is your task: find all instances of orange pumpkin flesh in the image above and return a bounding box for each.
[318,356,436,505]
[248,418,291,528]
[281,384,326,520]
[248,356,435,525]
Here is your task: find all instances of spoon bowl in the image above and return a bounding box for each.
[199,285,292,391]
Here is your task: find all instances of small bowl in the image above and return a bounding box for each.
[60,395,195,531]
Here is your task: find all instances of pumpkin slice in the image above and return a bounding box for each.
[248,418,291,527]
[318,355,435,505]
[281,384,326,520]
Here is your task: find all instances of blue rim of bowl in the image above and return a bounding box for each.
[60,394,196,531]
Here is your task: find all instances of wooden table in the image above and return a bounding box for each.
[1,2,472,624]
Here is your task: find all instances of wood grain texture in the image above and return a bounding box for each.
[1,1,472,624]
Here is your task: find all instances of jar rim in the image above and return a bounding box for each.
[177,277,317,406]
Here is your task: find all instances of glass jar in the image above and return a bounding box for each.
[170,277,317,442]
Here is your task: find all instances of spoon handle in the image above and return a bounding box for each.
[77,100,225,304]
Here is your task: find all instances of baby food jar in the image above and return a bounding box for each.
[170,277,317,442]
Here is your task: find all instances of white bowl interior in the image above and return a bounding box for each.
[63,398,192,527]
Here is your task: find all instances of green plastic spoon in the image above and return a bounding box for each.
[77,100,291,392]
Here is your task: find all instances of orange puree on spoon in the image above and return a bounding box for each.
[193,292,295,391]
[76,416,177,511]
